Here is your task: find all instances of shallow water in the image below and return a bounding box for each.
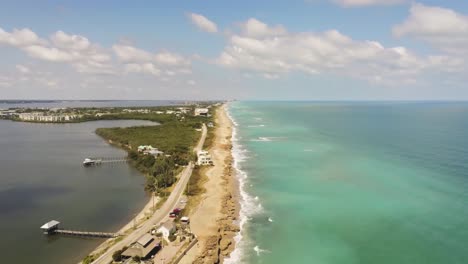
[0,120,155,264]
[227,101,468,264]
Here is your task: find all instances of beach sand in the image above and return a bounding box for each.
[179,104,240,264]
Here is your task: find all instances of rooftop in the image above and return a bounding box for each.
[137,233,154,247]
[160,220,175,230]
[121,237,161,258]
[40,220,60,229]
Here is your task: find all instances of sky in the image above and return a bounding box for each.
[0,0,467,100]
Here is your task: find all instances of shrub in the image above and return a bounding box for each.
[82,255,96,264]
[112,249,123,262]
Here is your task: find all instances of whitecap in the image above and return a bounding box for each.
[251,136,287,142]
[268,217,273,222]
[253,246,270,256]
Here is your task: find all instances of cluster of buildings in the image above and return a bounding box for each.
[197,150,213,166]
[122,109,151,114]
[137,145,164,157]
[119,204,191,262]
[0,109,17,118]
[18,112,79,122]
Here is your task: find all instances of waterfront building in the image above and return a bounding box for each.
[137,145,164,157]
[197,150,213,166]
[18,112,78,122]
[157,221,176,240]
[121,233,161,259]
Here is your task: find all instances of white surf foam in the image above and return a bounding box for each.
[247,124,265,128]
[251,136,287,142]
[268,217,273,222]
[253,245,270,256]
[224,104,264,264]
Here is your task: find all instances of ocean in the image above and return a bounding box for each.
[226,101,468,264]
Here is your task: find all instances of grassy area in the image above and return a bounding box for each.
[95,113,204,192]
[182,166,209,215]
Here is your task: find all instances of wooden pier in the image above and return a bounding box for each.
[83,157,128,166]
[55,229,120,238]
[40,220,121,238]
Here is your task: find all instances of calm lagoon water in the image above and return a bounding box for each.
[0,119,155,264]
[227,102,468,264]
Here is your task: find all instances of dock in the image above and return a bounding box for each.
[54,229,120,238]
[40,220,120,238]
[83,157,128,166]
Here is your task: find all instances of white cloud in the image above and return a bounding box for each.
[189,13,218,33]
[217,18,464,84]
[51,31,91,51]
[23,45,76,62]
[113,43,192,78]
[124,63,161,76]
[0,75,13,87]
[241,18,287,38]
[16,64,30,74]
[393,3,468,55]
[113,44,152,62]
[0,27,46,47]
[155,51,191,66]
[2,27,191,78]
[0,27,113,75]
[333,0,407,7]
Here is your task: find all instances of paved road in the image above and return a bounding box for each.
[92,124,207,264]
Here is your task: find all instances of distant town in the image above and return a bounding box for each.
[0,104,217,123]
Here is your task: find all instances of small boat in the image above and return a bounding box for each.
[83,158,101,166]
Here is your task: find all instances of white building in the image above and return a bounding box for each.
[194,108,209,117]
[157,221,176,240]
[137,145,163,157]
[177,107,190,114]
[18,112,78,122]
[197,150,213,166]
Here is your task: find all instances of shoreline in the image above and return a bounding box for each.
[178,104,241,264]
[83,104,239,263]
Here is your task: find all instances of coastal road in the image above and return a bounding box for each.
[92,124,207,264]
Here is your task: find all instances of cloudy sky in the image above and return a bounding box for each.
[0,0,467,100]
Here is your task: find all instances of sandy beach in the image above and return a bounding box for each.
[179,104,240,264]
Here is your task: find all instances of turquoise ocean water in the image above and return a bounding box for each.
[225,102,468,264]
